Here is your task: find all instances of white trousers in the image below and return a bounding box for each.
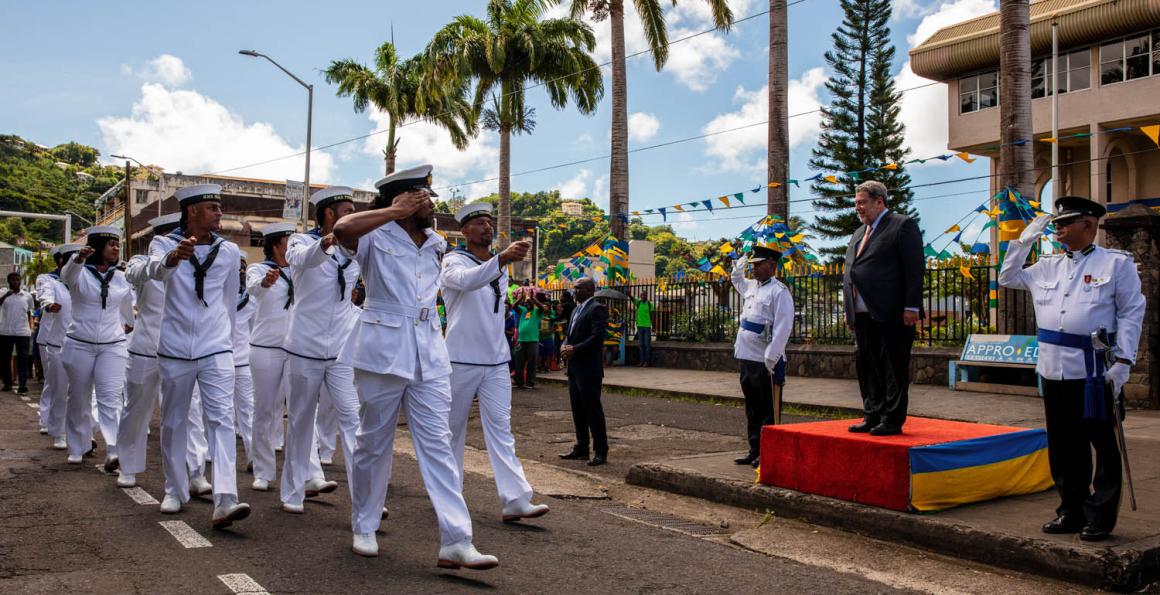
[187,387,209,475]
[62,339,127,458]
[38,344,68,437]
[249,346,288,482]
[159,353,237,507]
[316,384,339,461]
[235,364,255,464]
[449,363,534,507]
[281,356,359,506]
[118,353,160,475]
[349,369,472,545]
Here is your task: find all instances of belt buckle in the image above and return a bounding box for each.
[419,307,430,321]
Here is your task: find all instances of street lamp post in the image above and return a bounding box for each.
[239,50,313,231]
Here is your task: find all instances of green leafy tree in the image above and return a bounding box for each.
[0,135,112,244]
[51,142,100,168]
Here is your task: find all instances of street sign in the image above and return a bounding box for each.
[960,334,1039,365]
[283,180,304,222]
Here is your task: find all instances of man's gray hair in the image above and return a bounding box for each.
[856,180,889,203]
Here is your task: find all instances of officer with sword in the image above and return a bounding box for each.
[999,196,1145,541]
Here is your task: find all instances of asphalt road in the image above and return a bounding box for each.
[0,382,900,595]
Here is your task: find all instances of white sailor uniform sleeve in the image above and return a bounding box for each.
[223,244,240,332]
[998,238,1038,290]
[1112,254,1146,365]
[125,254,150,286]
[764,283,794,371]
[246,262,272,296]
[440,252,502,291]
[287,233,329,270]
[60,256,82,287]
[35,274,56,306]
[337,230,377,272]
[147,235,178,281]
[730,259,754,296]
[118,275,136,328]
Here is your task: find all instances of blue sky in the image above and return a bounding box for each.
[0,0,1001,250]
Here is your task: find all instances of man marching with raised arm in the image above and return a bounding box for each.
[441,202,549,524]
[279,186,362,515]
[334,165,497,568]
[999,196,1145,542]
[149,184,250,527]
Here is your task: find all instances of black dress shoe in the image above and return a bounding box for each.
[734,453,758,465]
[751,457,760,468]
[848,420,877,433]
[1080,525,1111,542]
[0,385,11,392]
[1041,515,1084,534]
[869,423,902,436]
[558,448,590,460]
[587,455,607,466]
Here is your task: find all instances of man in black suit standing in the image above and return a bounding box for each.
[559,277,610,466]
[842,180,925,436]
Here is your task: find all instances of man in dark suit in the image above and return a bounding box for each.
[842,180,925,436]
[559,277,609,466]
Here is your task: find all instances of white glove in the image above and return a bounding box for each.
[1106,362,1130,396]
[765,355,783,375]
[732,258,747,274]
[1018,213,1052,243]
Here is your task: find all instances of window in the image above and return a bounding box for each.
[1101,31,1156,85]
[1032,49,1091,98]
[134,189,150,205]
[959,70,998,114]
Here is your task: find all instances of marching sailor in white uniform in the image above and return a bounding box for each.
[441,202,549,523]
[999,196,1145,541]
[149,184,250,527]
[61,227,134,468]
[279,186,362,513]
[35,243,81,451]
[334,165,497,568]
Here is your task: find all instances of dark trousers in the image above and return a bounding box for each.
[513,341,538,387]
[638,328,652,364]
[568,374,607,456]
[0,335,31,389]
[853,313,914,427]
[739,360,774,457]
[1041,377,1122,531]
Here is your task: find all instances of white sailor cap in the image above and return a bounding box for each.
[455,201,493,225]
[148,212,182,232]
[374,165,438,198]
[174,183,223,206]
[85,226,122,240]
[49,245,62,257]
[259,222,297,238]
[57,243,84,257]
[310,186,355,209]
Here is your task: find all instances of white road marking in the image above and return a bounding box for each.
[218,573,269,594]
[158,520,212,548]
[122,487,158,505]
[26,402,38,409]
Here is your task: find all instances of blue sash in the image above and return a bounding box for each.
[1036,329,1116,420]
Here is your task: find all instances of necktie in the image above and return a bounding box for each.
[857,224,874,257]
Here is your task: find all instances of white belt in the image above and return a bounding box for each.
[364,300,431,321]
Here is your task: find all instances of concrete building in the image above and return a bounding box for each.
[910,0,1160,215]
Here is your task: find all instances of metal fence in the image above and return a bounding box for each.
[548,257,1029,347]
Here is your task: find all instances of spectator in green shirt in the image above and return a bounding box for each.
[632,291,655,367]
[512,289,549,388]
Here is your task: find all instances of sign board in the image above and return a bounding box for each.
[283,180,304,221]
[960,334,1039,365]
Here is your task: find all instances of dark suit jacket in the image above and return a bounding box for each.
[842,211,925,326]
[565,299,608,378]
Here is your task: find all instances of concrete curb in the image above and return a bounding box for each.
[626,458,1158,591]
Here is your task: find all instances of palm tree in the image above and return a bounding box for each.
[427,0,604,247]
[767,0,789,219]
[563,0,735,241]
[997,0,1032,333]
[323,42,474,176]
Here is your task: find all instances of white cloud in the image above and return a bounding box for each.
[555,168,592,199]
[366,109,500,197]
[121,54,193,87]
[701,67,827,172]
[892,0,935,21]
[591,173,610,210]
[628,112,661,142]
[663,28,741,91]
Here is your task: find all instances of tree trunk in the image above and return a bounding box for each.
[499,124,512,250]
[385,118,397,175]
[998,0,1034,333]
[767,0,789,219]
[608,0,630,242]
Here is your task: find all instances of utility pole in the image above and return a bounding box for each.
[122,160,133,257]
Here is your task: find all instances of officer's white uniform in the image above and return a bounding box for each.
[34,245,78,444]
[233,284,256,465]
[441,204,535,511]
[60,228,134,462]
[150,186,243,511]
[279,187,362,509]
[731,261,793,370]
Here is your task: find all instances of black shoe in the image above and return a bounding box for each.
[1079,525,1112,542]
[559,448,590,460]
[751,457,760,468]
[869,423,902,436]
[734,453,758,465]
[0,385,10,392]
[848,420,877,433]
[587,455,607,466]
[246,461,254,474]
[16,386,28,395]
[1041,515,1084,534]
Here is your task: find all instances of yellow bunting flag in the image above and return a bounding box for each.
[790,233,805,243]
[955,152,977,164]
[673,204,685,212]
[1142,124,1160,147]
[944,224,960,233]
[783,260,793,270]
[768,182,782,188]
[774,232,785,239]
[1028,200,1040,208]
[823,175,839,184]
[1008,190,1019,203]
[709,265,727,276]
[880,162,899,170]
[998,220,1023,232]
[720,195,732,208]
[631,211,640,216]
[987,205,1001,217]
[959,265,975,280]
[719,242,734,254]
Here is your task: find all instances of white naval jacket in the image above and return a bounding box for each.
[149,233,240,360]
[125,248,170,358]
[730,265,794,370]
[34,273,71,347]
[246,260,294,350]
[999,239,1145,380]
[440,248,510,366]
[282,232,360,360]
[233,290,255,366]
[338,221,450,381]
[60,258,134,345]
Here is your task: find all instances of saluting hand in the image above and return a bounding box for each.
[76,246,94,262]
[389,190,425,220]
[261,265,281,288]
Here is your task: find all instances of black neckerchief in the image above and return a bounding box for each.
[1066,244,1097,259]
[758,278,772,287]
[84,265,115,309]
[453,247,502,313]
[312,228,352,301]
[168,230,224,306]
[237,291,250,311]
[261,260,294,309]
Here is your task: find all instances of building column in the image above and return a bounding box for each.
[1090,122,1108,204]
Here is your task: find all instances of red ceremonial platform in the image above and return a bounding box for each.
[757,417,1054,512]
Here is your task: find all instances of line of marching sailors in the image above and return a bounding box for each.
[32,164,547,568]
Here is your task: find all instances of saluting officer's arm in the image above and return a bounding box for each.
[997,239,1036,290]
[333,202,413,253]
[729,259,751,294]
[1113,257,1146,365]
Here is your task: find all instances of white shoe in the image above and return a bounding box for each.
[304,478,338,498]
[502,500,550,523]
[160,495,182,514]
[39,426,48,435]
[352,532,379,557]
[437,542,499,570]
[66,454,82,464]
[211,502,251,529]
[52,436,67,450]
[251,478,270,491]
[320,456,334,466]
[116,473,137,488]
[281,502,304,514]
[189,475,212,496]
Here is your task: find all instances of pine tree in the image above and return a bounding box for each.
[809,0,917,258]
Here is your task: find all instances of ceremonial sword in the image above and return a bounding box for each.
[1091,328,1137,511]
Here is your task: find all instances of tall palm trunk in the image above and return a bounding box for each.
[766,0,789,218]
[998,0,1033,333]
[498,124,512,249]
[608,0,630,242]
[384,119,397,175]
